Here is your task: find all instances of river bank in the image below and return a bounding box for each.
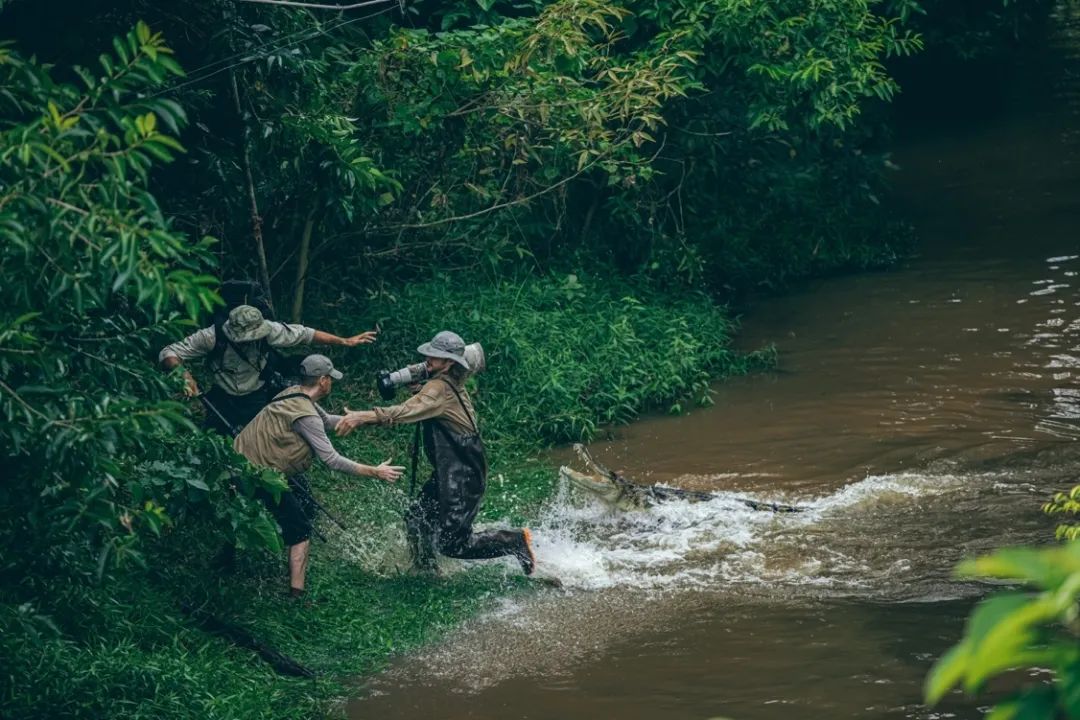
[1,3,1066,719]
[343,3,1080,718]
[1,276,784,719]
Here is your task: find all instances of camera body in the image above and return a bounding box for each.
[376,343,485,400]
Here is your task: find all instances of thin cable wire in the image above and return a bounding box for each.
[148,14,358,98]
[166,0,401,85]
[148,5,397,98]
[239,0,393,9]
[155,13,354,92]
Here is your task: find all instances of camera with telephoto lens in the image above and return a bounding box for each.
[376,343,485,400]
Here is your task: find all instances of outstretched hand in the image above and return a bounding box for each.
[342,330,378,347]
[336,408,366,437]
[374,458,405,483]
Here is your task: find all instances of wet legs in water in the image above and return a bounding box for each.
[405,478,528,571]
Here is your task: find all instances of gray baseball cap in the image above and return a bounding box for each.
[300,354,343,380]
[417,330,470,370]
[222,304,271,343]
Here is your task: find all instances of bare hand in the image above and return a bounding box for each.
[374,458,404,483]
[342,330,378,347]
[336,408,365,437]
[183,373,200,397]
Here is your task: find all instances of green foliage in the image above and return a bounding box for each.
[1045,485,1080,541]
[0,538,518,720]
[0,26,281,580]
[336,0,920,286]
[343,273,773,444]
[0,3,1055,719]
[924,542,1080,719]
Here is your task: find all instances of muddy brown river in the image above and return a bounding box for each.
[347,6,1080,719]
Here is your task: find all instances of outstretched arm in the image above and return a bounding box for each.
[335,410,378,437]
[337,383,446,437]
[312,329,378,348]
[293,416,403,481]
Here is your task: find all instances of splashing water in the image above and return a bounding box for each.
[520,469,975,594]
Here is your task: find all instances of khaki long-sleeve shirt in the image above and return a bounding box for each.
[159,322,315,396]
[373,375,477,436]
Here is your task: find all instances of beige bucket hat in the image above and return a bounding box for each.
[222,304,271,343]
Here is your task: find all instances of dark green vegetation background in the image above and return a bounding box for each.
[0,0,1050,717]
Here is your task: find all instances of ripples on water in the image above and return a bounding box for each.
[348,249,1080,717]
[348,6,1080,716]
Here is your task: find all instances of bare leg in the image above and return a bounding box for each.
[288,540,310,593]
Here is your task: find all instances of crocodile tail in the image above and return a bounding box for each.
[740,498,806,513]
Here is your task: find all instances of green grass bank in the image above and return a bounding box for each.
[1,274,772,720]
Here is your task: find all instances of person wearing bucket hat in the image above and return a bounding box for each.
[235,354,404,598]
[336,331,537,576]
[159,302,378,434]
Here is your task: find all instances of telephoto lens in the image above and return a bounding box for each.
[376,362,428,400]
[375,343,486,399]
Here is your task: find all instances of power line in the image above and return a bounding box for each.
[148,5,398,99]
[152,14,355,93]
[239,0,393,9]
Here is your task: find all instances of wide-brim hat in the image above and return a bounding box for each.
[222,304,271,343]
[417,330,470,370]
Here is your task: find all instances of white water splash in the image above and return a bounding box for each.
[520,470,972,592]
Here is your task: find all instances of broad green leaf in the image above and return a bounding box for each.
[185,477,210,492]
[925,641,970,704]
[959,546,1073,588]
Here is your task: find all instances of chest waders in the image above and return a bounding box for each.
[405,380,525,570]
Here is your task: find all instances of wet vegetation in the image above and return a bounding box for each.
[0,0,1070,718]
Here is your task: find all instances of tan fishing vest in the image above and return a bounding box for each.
[234,386,319,475]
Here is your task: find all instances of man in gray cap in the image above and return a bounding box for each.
[159,304,376,434]
[235,354,404,598]
[336,331,537,576]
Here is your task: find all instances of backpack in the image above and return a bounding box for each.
[208,280,302,393]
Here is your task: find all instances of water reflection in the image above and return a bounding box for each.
[1030,254,1080,437]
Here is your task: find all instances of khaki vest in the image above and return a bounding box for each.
[234,386,319,475]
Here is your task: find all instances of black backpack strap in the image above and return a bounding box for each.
[268,392,312,406]
[208,316,229,372]
[209,322,269,376]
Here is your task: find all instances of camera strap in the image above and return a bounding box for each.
[441,380,479,436]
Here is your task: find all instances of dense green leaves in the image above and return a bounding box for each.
[924,542,1080,717]
[0,2,1056,719]
[0,26,281,579]
[349,274,773,444]
[1045,484,1080,541]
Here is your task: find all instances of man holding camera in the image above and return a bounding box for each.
[235,354,404,597]
[336,331,537,576]
[159,304,377,434]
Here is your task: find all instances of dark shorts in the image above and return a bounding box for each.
[262,473,315,546]
[203,385,270,436]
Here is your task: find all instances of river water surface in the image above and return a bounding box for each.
[347,6,1080,719]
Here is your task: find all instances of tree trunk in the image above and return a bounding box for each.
[290,213,315,323]
[229,68,274,315]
